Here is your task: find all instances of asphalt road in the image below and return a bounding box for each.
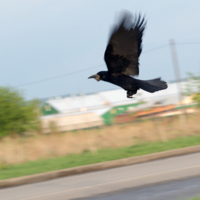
[1,152,200,200]
[84,176,200,200]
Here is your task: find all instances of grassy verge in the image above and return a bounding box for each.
[191,197,200,200]
[1,113,200,165]
[0,134,200,180]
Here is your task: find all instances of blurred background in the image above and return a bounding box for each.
[0,0,200,199]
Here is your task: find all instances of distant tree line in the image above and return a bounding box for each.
[184,71,200,107]
[0,86,41,138]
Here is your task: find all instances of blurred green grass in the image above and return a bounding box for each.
[190,197,200,200]
[0,134,200,180]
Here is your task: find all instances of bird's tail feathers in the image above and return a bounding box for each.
[137,78,168,93]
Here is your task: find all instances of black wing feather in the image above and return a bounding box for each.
[104,12,146,76]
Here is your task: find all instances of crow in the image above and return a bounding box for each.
[88,12,167,98]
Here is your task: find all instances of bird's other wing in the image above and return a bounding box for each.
[104,12,146,76]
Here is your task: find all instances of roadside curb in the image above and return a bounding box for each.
[0,145,200,189]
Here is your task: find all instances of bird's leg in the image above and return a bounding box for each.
[127,90,136,98]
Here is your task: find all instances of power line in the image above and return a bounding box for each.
[143,44,169,53]
[16,64,104,88]
[176,41,200,45]
[16,41,200,88]
[143,41,200,54]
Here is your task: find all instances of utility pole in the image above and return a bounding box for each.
[169,39,186,125]
[169,39,183,103]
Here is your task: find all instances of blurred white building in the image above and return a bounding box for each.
[41,81,196,133]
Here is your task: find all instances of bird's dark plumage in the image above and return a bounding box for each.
[104,13,145,76]
[89,11,168,98]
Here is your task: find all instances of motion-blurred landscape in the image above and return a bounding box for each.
[0,1,200,199]
[0,78,200,168]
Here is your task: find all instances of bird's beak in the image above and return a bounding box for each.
[88,74,101,81]
[88,75,96,79]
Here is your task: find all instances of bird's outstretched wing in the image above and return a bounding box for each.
[104,13,146,76]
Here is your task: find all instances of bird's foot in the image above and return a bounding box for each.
[127,90,136,98]
[127,94,133,98]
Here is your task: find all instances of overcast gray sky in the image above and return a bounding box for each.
[0,0,200,100]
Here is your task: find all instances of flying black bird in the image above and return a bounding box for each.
[88,12,167,98]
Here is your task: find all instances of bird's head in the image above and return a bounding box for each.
[88,71,108,81]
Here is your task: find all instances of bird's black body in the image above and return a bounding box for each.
[98,71,139,92]
[89,12,168,98]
